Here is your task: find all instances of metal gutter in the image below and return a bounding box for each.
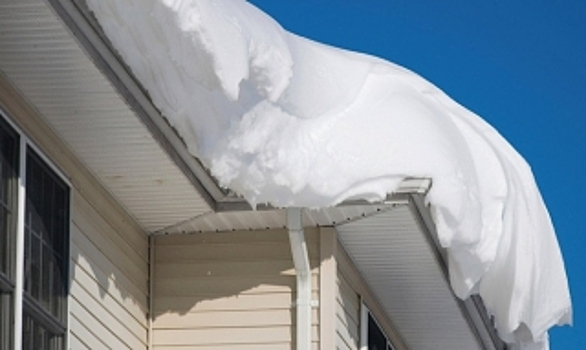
[408,193,508,350]
[287,208,313,350]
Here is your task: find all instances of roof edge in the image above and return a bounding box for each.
[47,0,231,210]
[408,193,508,350]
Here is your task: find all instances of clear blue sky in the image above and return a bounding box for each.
[247,1,585,348]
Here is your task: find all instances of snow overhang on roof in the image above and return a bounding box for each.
[1,1,569,349]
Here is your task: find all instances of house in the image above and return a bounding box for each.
[0,0,509,349]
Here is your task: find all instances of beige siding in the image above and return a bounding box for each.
[336,271,360,350]
[0,77,149,349]
[153,229,320,349]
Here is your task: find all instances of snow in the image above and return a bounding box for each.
[86,0,571,348]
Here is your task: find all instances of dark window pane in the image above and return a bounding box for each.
[23,148,69,349]
[0,292,14,349]
[0,117,18,278]
[368,313,388,350]
[22,313,64,350]
[0,118,18,350]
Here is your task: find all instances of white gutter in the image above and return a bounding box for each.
[287,208,312,350]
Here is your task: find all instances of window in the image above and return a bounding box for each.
[368,313,394,350]
[0,117,19,350]
[0,114,69,350]
[361,303,395,350]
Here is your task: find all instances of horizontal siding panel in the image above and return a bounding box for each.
[336,277,360,327]
[336,268,360,350]
[70,281,147,349]
[69,333,90,350]
[70,315,108,350]
[156,260,319,277]
[70,267,147,337]
[154,327,291,346]
[154,309,319,329]
[336,329,357,350]
[71,221,147,292]
[73,193,148,275]
[71,226,148,299]
[155,274,319,297]
[71,244,148,323]
[73,190,148,260]
[336,301,360,337]
[336,313,359,350]
[154,309,292,329]
[70,297,134,350]
[154,292,318,316]
[154,293,292,315]
[155,276,294,296]
[153,326,319,346]
[156,242,319,263]
[157,260,306,278]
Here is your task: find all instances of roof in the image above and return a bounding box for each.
[0,0,504,348]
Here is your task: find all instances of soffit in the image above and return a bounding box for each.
[0,0,213,232]
[337,204,483,350]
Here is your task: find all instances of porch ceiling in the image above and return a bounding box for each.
[0,0,216,232]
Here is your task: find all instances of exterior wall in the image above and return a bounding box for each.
[69,191,149,349]
[0,77,150,349]
[335,269,360,350]
[152,228,320,350]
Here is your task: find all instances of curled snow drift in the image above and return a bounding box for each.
[87,0,571,347]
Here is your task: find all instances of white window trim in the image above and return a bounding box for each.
[360,299,396,350]
[1,108,71,350]
[360,298,368,350]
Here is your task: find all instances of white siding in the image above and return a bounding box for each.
[0,77,149,349]
[153,229,320,349]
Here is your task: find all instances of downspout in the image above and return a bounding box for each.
[287,208,312,350]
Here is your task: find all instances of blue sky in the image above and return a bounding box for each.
[247,1,585,348]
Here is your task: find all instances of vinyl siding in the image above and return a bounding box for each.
[0,77,150,349]
[69,193,149,349]
[335,271,360,350]
[153,228,320,349]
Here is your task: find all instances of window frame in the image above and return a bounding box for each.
[0,109,71,350]
[360,301,396,350]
